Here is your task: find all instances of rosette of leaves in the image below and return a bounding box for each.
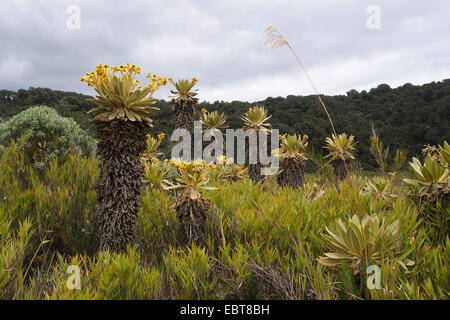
[199,110,228,131]
[224,164,248,182]
[241,105,272,182]
[318,214,404,274]
[141,133,165,162]
[143,159,173,190]
[276,134,309,188]
[324,133,356,182]
[84,64,164,124]
[403,154,449,203]
[241,105,272,132]
[165,159,217,245]
[363,176,397,200]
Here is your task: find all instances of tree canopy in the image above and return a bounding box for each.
[1,79,449,170]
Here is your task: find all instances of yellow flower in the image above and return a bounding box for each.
[216,155,226,164]
[158,132,166,141]
[271,148,284,155]
[201,108,208,114]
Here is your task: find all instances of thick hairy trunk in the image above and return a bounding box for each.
[248,163,264,182]
[245,134,265,182]
[171,101,195,133]
[277,157,305,189]
[95,120,148,252]
[332,159,350,182]
[175,194,210,246]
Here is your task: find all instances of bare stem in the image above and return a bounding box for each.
[265,26,337,137]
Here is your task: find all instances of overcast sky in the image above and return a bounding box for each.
[1,0,449,102]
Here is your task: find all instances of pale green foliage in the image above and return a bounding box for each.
[165,160,217,200]
[141,133,164,162]
[279,134,308,159]
[143,159,173,190]
[0,106,95,168]
[47,247,162,300]
[169,78,199,104]
[241,105,271,132]
[392,149,408,172]
[363,176,396,200]
[403,155,449,201]
[302,182,325,201]
[439,141,450,166]
[87,79,159,123]
[204,163,227,183]
[324,133,356,161]
[224,164,248,182]
[204,158,248,183]
[163,245,218,299]
[0,136,98,257]
[0,218,34,299]
[370,125,389,175]
[82,64,165,124]
[318,214,403,271]
[199,110,228,130]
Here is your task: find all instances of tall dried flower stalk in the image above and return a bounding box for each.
[264,26,337,137]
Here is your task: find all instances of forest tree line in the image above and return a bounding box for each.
[0,79,449,170]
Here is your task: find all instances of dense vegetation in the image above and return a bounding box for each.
[0,66,448,300]
[1,79,449,168]
[0,135,448,299]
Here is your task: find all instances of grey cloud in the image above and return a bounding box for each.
[0,0,449,102]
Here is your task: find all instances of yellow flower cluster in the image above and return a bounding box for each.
[169,158,217,172]
[216,155,227,165]
[167,77,198,87]
[158,132,166,141]
[146,73,169,92]
[80,63,110,88]
[80,63,141,88]
[147,73,168,93]
[271,148,285,155]
[80,63,169,94]
[201,108,208,114]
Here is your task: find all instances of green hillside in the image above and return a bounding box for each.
[1,79,449,169]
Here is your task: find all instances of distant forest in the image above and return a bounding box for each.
[1,79,449,170]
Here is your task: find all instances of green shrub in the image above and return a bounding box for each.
[0,106,95,169]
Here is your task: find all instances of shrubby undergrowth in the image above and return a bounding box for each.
[0,138,448,300]
[0,106,95,170]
